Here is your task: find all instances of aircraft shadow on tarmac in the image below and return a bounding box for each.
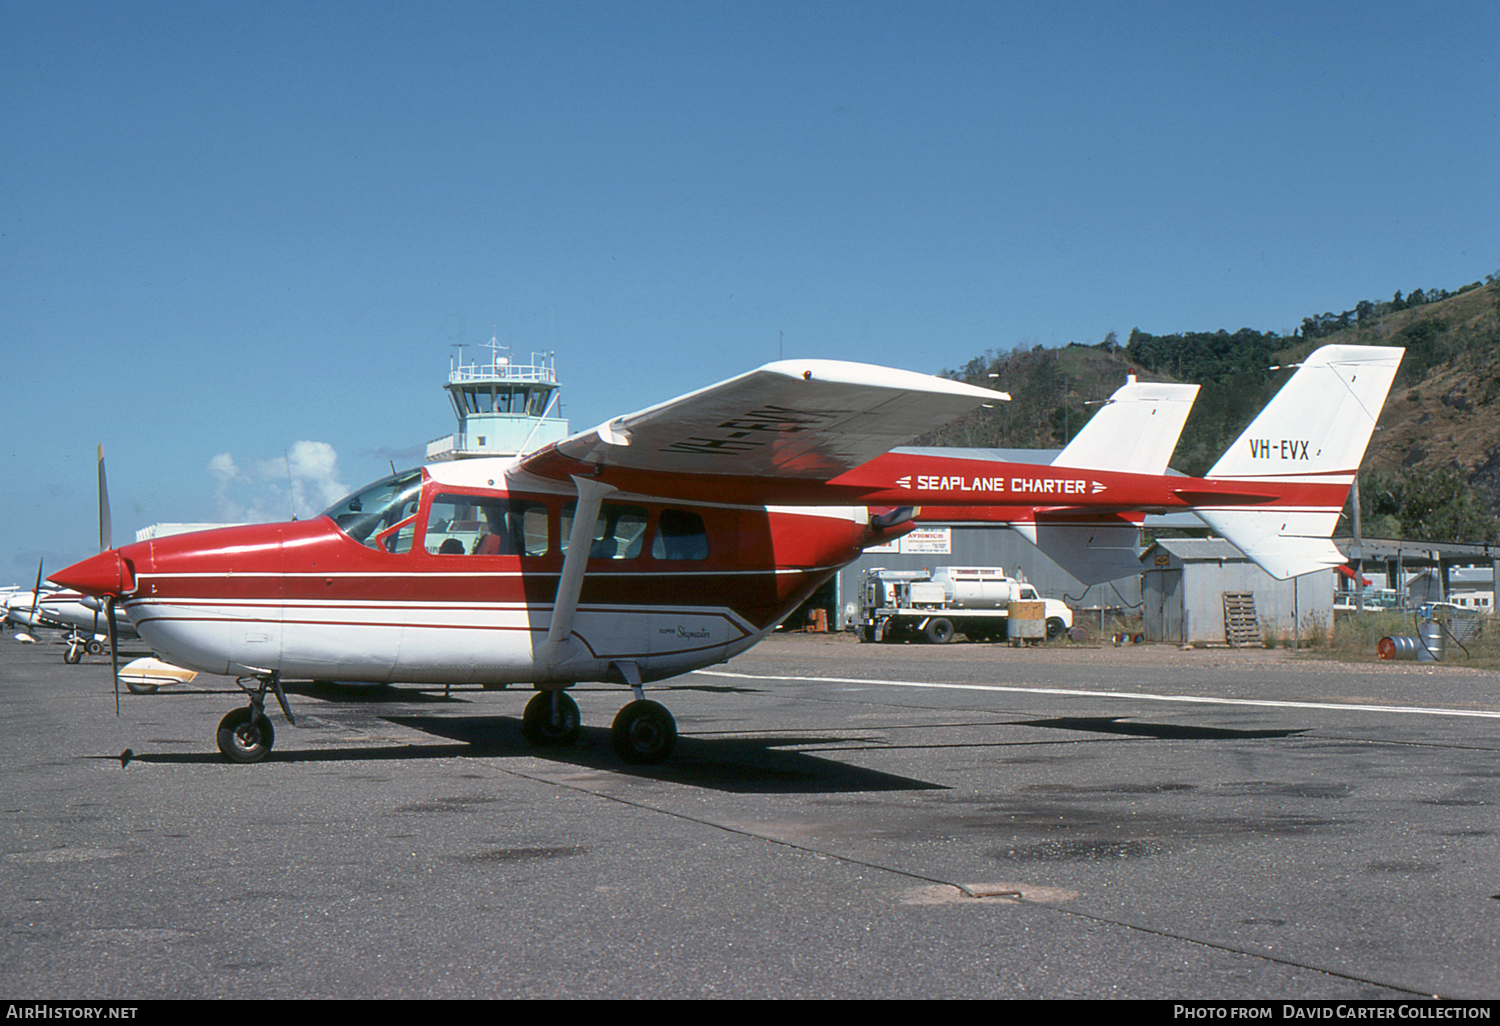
[384,715,944,794]
[120,714,944,795]
[1012,716,1307,741]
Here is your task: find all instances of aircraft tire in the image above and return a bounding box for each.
[611,700,676,765]
[124,679,158,695]
[86,639,105,656]
[216,707,274,764]
[522,691,581,747]
[64,645,83,664]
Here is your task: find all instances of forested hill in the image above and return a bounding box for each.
[919,275,1500,543]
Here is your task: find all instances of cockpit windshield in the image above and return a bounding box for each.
[321,468,425,545]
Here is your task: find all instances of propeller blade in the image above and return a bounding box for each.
[106,597,120,717]
[97,444,112,553]
[31,558,43,627]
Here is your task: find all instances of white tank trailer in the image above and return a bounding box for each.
[857,566,1073,645]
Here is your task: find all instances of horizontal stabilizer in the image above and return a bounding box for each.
[1013,512,1147,584]
[1196,515,1349,580]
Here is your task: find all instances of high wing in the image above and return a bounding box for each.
[517,359,1005,502]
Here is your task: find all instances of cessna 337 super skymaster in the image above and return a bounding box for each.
[52,345,1401,765]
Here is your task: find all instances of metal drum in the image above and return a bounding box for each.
[1418,620,1445,662]
[1378,636,1420,660]
[1379,630,1444,661]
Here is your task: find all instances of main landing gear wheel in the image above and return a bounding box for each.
[611,700,677,765]
[124,679,158,696]
[522,691,581,747]
[216,707,275,764]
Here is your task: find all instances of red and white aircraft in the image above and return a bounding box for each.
[52,345,1401,765]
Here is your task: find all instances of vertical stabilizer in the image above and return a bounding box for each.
[1052,376,1200,475]
[1195,345,1404,579]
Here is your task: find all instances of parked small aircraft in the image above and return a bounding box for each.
[53,346,1401,765]
[4,586,142,661]
[8,447,145,662]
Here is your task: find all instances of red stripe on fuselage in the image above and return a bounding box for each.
[112,492,866,635]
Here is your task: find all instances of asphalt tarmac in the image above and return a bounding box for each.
[3,631,1499,1000]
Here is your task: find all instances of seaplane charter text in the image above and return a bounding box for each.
[910,476,1093,495]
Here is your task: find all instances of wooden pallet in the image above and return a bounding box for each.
[1223,592,1262,648]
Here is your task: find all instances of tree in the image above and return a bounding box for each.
[1359,467,1498,543]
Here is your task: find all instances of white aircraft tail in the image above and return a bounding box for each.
[1023,375,1200,583]
[1195,344,1404,579]
[1052,376,1200,476]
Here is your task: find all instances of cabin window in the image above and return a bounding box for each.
[323,468,425,547]
[561,502,649,560]
[652,509,709,561]
[426,494,548,556]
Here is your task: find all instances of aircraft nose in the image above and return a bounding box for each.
[51,549,134,598]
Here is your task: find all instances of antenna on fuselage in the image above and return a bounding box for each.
[284,450,297,521]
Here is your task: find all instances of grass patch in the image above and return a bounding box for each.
[1306,610,1500,670]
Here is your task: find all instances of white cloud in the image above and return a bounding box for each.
[206,442,351,523]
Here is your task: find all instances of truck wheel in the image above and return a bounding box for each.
[1047,617,1067,640]
[924,618,955,644]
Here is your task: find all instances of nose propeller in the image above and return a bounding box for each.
[106,596,119,716]
[97,445,119,715]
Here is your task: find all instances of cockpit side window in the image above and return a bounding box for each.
[652,509,709,560]
[561,501,649,560]
[322,469,425,548]
[426,494,549,557]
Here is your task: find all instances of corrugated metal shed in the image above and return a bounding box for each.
[1140,538,1332,646]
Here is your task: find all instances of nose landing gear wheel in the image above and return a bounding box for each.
[611,700,677,764]
[522,691,581,747]
[217,707,275,763]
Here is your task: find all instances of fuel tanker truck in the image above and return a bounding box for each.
[856,566,1073,644]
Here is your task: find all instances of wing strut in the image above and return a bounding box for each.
[540,477,617,671]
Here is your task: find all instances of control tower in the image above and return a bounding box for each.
[425,338,570,462]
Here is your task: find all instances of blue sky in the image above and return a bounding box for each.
[4,0,1497,578]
